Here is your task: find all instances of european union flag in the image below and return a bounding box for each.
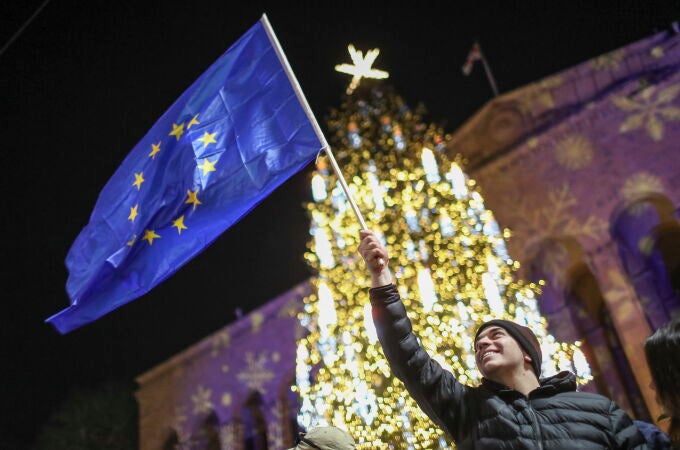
[47,16,324,333]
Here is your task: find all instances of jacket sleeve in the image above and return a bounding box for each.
[370,283,475,441]
[608,401,649,449]
[633,420,671,449]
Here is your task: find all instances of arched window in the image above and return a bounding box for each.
[528,237,646,418]
[611,194,680,328]
[243,391,269,450]
[654,220,680,300]
[203,412,221,450]
[527,237,588,343]
[162,429,179,450]
[566,262,648,419]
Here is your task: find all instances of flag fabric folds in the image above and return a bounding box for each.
[47,17,323,333]
[462,42,482,75]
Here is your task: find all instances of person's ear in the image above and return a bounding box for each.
[524,354,533,363]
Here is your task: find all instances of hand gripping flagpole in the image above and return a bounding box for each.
[261,14,369,231]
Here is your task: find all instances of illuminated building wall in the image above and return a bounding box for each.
[136,282,311,450]
[444,29,680,422]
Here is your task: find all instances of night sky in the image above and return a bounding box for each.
[2,0,677,444]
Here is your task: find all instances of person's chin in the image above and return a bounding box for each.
[480,363,500,378]
[482,358,511,375]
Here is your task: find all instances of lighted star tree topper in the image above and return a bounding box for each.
[335,44,389,95]
[295,49,592,449]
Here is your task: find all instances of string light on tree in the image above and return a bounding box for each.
[295,48,592,449]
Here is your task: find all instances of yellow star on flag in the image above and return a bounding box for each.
[172,215,188,234]
[133,172,145,190]
[197,158,217,175]
[142,229,160,245]
[187,114,200,129]
[126,234,137,247]
[169,122,185,140]
[197,131,217,147]
[148,142,161,159]
[335,44,389,95]
[128,204,139,222]
[185,189,202,209]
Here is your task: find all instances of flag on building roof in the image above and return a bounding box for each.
[462,42,482,75]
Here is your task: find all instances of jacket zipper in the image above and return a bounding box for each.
[526,399,543,450]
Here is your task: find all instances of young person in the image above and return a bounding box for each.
[359,229,647,449]
[645,317,680,448]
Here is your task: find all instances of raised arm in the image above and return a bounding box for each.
[358,230,476,441]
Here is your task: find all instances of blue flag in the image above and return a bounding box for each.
[48,16,323,333]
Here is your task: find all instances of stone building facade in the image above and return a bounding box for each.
[136,282,310,449]
[445,28,680,421]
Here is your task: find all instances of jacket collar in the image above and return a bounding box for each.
[481,371,577,397]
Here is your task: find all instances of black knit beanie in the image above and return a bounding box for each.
[475,319,542,377]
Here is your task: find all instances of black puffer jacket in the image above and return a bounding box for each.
[370,284,647,449]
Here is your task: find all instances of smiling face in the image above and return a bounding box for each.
[475,325,529,379]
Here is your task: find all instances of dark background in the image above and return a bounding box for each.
[1,0,677,445]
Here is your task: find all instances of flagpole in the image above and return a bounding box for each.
[320,143,368,230]
[0,0,52,59]
[260,14,369,230]
[477,43,500,97]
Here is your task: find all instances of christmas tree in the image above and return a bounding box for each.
[295,49,591,449]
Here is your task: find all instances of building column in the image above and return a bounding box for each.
[265,398,287,449]
[219,420,244,450]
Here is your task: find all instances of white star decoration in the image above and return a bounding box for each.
[335,44,389,95]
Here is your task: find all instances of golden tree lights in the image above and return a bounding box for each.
[296,86,592,449]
